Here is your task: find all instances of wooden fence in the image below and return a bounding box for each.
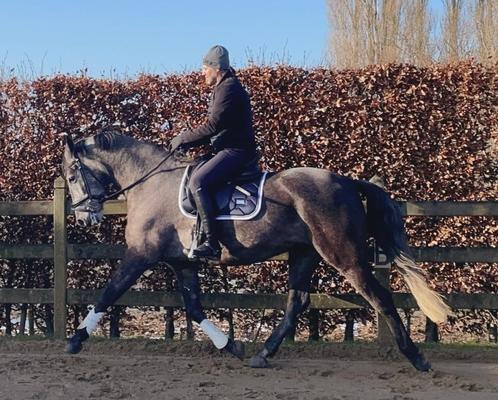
[1,177,498,341]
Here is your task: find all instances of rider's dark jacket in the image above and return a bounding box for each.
[177,69,256,154]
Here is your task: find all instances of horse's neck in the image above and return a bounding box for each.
[96,145,171,190]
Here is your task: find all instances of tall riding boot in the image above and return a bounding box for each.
[191,188,221,261]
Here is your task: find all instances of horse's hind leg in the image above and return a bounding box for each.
[318,241,431,371]
[342,264,430,371]
[297,193,431,372]
[250,245,321,368]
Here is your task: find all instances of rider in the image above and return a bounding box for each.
[170,45,257,261]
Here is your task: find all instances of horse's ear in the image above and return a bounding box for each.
[62,132,75,154]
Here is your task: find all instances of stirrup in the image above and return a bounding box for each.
[191,240,221,261]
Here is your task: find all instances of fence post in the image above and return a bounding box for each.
[109,306,121,338]
[425,318,439,342]
[164,308,175,339]
[344,310,355,342]
[53,177,68,339]
[186,316,194,340]
[374,246,394,345]
[308,274,320,341]
[369,176,394,346]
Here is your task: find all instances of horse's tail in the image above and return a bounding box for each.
[355,180,453,323]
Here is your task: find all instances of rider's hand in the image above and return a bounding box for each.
[170,134,184,152]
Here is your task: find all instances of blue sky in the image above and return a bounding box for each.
[0,1,329,78]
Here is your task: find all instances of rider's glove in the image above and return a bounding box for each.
[170,134,185,152]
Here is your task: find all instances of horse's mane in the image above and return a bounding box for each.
[75,128,136,155]
[94,128,127,150]
[74,128,184,167]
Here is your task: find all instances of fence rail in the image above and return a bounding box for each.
[1,177,497,340]
[1,289,497,310]
[2,244,498,263]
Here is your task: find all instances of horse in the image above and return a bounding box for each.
[61,129,452,371]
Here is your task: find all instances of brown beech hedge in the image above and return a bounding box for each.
[1,61,497,338]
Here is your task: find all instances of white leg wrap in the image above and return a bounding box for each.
[200,319,228,349]
[78,307,104,335]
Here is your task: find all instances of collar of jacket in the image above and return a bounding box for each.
[215,68,235,87]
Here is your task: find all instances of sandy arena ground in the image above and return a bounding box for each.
[0,339,497,400]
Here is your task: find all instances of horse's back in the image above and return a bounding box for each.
[264,166,366,236]
[265,167,355,204]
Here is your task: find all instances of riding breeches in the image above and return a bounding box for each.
[188,148,253,194]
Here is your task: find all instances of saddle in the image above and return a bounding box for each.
[178,155,268,221]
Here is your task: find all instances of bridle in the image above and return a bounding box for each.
[68,148,177,211]
[68,156,107,211]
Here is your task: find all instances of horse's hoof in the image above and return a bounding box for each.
[249,355,269,368]
[412,355,432,372]
[65,338,83,354]
[224,339,245,361]
[65,328,88,354]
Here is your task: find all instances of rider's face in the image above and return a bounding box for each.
[202,65,219,86]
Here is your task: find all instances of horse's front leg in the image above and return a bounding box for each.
[250,245,319,368]
[66,249,152,354]
[249,289,310,368]
[175,265,245,360]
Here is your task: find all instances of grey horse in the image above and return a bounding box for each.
[62,130,452,371]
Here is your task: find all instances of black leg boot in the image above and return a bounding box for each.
[190,188,221,262]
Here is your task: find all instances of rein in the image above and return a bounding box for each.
[101,150,176,202]
[71,149,176,209]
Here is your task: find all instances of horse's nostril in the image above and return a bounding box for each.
[76,219,86,227]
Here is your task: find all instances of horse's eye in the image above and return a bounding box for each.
[68,176,77,183]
